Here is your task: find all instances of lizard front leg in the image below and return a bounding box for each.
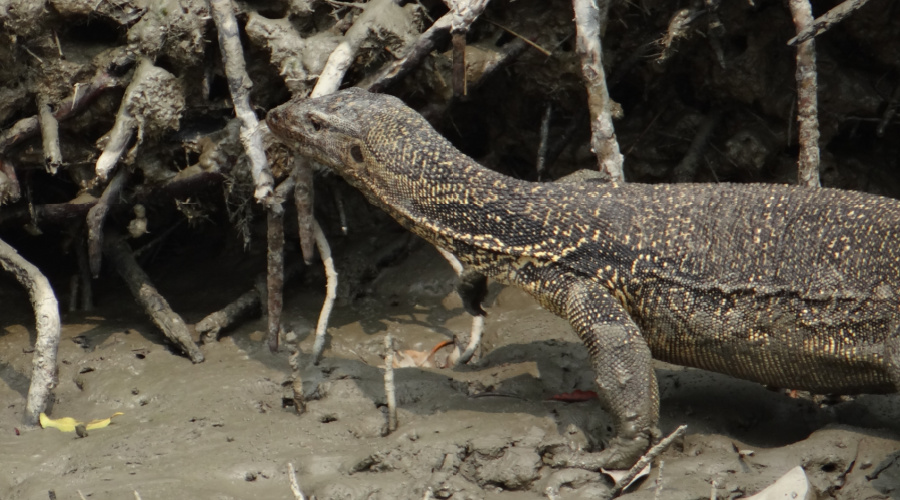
[541,273,660,470]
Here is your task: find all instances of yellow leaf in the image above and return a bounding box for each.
[85,412,124,431]
[39,412,124,433]
[39,413,79,432]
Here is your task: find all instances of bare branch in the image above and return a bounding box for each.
[788,0,821,187]
[787,0,873,46]
[366,14,453,92]
[573,0,624,182]
[210,0,275,203]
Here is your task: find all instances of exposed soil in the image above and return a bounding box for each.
[3,0,900,498]
[1,242,899,499]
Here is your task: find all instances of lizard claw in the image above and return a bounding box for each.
[542,434,651,471]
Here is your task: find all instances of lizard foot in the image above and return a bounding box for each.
[542,434,651,471]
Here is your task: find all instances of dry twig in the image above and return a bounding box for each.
[366,13,452,92]
[313,0,400,97]
[366,0,490,93]
[787,0,873,46]
[0,237,60,426]
[788,0,821,187]
[610,425,687,497]
[573,0,624,182]
[287,462,306,500]
[384,333,398,434]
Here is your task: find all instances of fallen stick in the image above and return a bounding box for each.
[0,237,60,426]
[197,264,303,343]
[104,234,204,363]
[610,425,687,497]
[196,275,264,343]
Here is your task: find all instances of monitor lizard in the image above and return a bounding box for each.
[266,88,900,470]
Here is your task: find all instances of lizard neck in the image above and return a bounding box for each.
[360,129,614,264]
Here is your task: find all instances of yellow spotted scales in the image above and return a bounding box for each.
[267,88,900,470]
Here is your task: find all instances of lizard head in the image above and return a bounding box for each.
[266,88,427,196]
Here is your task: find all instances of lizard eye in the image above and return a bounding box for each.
[350,145,364,163]
[309,115,324,132]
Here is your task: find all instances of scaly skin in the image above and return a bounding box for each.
[267,88,900,469]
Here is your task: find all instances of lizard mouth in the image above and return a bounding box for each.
[265,105,290,138]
